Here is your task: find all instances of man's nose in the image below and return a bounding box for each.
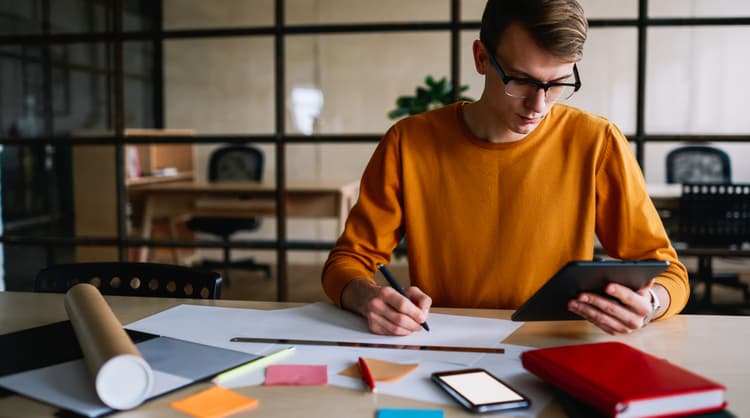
[524,87,548,113]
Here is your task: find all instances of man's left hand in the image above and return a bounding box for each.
[568,281,662,335]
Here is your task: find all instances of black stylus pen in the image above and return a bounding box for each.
[377,263,431,332]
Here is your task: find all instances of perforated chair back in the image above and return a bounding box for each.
[679,184,750,247]
[186,145,271,283]
[208,145,264,182]
[666,145,731,184]
[192,145,265,237]
[34,262,222,299]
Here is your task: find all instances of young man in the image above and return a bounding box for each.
[322,0,689,336]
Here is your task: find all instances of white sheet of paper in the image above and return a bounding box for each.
[123,302,542,409]
[214,343,551,417]
[126,302,521,351]
[2,302,534,415]
[0,359,190,418]
[0,336,256,418]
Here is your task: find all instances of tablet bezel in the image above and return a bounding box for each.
[511,260,670,321]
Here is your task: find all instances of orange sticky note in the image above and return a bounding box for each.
[339,357,419,383]
[170,386,258,418]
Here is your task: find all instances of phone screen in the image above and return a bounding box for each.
[432,369,529,412]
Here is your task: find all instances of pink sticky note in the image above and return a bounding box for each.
[264,364,328,386]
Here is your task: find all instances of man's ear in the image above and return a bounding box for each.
[472,39,489,75]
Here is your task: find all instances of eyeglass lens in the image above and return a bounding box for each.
[504,80,576,101]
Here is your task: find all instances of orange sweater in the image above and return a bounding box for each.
[322,102,689,318]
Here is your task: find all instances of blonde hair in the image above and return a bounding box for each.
[480,0,588,61]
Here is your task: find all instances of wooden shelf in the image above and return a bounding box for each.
[126,171,194,187]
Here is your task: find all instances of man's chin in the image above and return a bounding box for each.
[513,122,540,136]
[514,115,546,135]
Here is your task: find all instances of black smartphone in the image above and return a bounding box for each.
[431,368,531,413]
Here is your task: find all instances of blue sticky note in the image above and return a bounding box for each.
[376,408,444,418]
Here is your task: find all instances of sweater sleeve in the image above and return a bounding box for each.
[594,124,690,318]
[321,126,405,306]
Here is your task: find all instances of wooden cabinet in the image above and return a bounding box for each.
[124,129,195,178]
[72,130,195,262]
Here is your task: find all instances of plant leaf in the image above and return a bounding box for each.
[388,108,409,119]
[396,96,413,107]
[387,74,475,119]
[416,87,430,102]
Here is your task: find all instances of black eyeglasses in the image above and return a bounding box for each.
[485,44,582,102]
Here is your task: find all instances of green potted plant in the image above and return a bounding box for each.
[388,75,473,119]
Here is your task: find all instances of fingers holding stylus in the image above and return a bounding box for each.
[406,286,432,321]
[366,286,428,335]
[385,286,431,330]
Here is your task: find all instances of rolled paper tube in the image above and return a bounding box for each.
[64,283,154,410]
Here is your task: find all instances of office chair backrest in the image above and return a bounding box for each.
[679,183,750,247]
[208,145,264,182]
[35,262,222,299]
[666,145,731,184]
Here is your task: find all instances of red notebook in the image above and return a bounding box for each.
[521,342,726,418]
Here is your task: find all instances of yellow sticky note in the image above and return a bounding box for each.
[170,386,258,418]
[339,357,419,383]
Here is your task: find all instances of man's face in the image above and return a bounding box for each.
[479,22,577,138]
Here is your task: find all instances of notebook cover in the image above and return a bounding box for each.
[521,342,727,418]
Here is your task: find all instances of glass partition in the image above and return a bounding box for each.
[570,28,638,135]
[164,0,274,29]
[650,0,750,18]
[287,0,450,25]
[164,37,276,135]
[646,27,750,134]
[285,32,451,135]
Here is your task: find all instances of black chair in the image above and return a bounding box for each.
[185,145,271,285]
[665,146,748,310]
[666,145,731,184]
[35,262,222,299]
[679,183,750,309]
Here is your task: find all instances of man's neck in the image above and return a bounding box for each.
[462,100,528,144]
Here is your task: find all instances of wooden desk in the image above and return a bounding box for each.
[647,183,682,211]
[125,171,194,187]
[647,183,683,200]
[646,184,750,308]
[128,179,359,262]
[0,292,747,418]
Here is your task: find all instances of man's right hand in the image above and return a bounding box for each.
[340,278,431,336]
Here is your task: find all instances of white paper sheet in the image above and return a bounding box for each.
[124,302,547,411]
[0,337,257,418]
[0,355,190,417]
[213,343,552,416]
[0,358,112,417]
[125,302,521,352]
[3,303,535,416]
